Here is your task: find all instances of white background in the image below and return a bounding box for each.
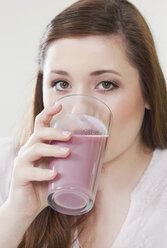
[0,0,166,138]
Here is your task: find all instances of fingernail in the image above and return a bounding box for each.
[49,103,60,110]
[48,170,57,176]
[60,147,70,153]
[62,131,71,136]
[48,103,61,114]
[53,102,61,109]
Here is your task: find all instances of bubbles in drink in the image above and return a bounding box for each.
[51,114,107,135]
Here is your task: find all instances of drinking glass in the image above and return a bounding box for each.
[48,94,112,215]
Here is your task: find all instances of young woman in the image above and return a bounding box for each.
[0,0,167,247]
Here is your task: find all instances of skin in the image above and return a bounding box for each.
[0,35,153,248]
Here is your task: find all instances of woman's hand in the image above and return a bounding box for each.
[6,103,72,219]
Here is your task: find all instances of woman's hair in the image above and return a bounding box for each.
[17,0,167,247]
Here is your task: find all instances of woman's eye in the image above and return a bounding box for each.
[96,81,118,91]
[51,80,71,90]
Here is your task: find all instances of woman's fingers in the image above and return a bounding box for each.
[17,143,70,164]
[34,103,62,130]
[13,167,58,186]
[13,141,71,186]
[18,127,72,155]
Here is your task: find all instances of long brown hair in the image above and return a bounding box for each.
[17,0,167,247]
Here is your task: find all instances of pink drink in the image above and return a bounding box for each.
[48,129,108,215]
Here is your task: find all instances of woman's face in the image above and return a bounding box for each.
[42,35,148,164]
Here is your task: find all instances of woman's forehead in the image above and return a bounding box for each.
[43,35,138,80]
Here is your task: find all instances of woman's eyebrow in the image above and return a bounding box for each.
[50,69,121,77]
[90,69,121,77]
[50,70,69,76]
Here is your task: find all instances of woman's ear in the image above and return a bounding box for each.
[144,102,151,110]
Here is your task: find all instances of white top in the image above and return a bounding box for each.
[1,137,167,248]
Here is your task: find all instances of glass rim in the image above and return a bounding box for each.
[55,94,112,116]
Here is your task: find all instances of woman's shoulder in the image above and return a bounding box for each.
[156,147,167,160]
[0,136,15,153]
[153,148,167,178]
[0,136,16,205]
[0,136,17,165]
[145,148,167,178]
[157,148,167,202]
[132,148,167,204]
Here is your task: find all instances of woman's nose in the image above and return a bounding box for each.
[71,95,95,116]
